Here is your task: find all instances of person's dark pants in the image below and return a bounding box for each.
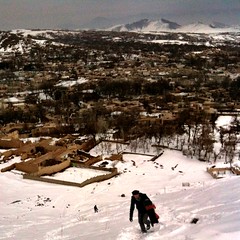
[138,212,150,232]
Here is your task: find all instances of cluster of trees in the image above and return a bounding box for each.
[95,78,173,98]
[1,84,239,163]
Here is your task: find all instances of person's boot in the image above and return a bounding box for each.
[146,223,151,230]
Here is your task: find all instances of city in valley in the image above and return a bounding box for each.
[0,27,239,171]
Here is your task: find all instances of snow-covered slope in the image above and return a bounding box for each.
[1,144,240,240]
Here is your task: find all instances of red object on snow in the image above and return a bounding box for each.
[145,204,156,211]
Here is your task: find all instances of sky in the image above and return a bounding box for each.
[0,0,239,30]
[1,116,240,239]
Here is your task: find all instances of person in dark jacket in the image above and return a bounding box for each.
[129,190,151,233]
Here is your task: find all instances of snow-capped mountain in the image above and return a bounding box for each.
[109,18,181,32]
[108,18,240,33]
[179,21,240,33]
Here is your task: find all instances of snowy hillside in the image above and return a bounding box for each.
[1,144,240,239]
[0,24,239,54]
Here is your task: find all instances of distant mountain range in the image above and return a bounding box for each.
[0,18,239,54]
[105,18,240,33]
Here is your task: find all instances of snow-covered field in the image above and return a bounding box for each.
[0,115,240,239]
[1,145,240,240]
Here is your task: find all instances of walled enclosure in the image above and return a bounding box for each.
[0,137,122,188]
[206,167,240,179]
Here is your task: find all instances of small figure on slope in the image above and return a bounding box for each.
[94,205,98,213]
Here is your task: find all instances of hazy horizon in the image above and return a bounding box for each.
[0,0,239,30]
